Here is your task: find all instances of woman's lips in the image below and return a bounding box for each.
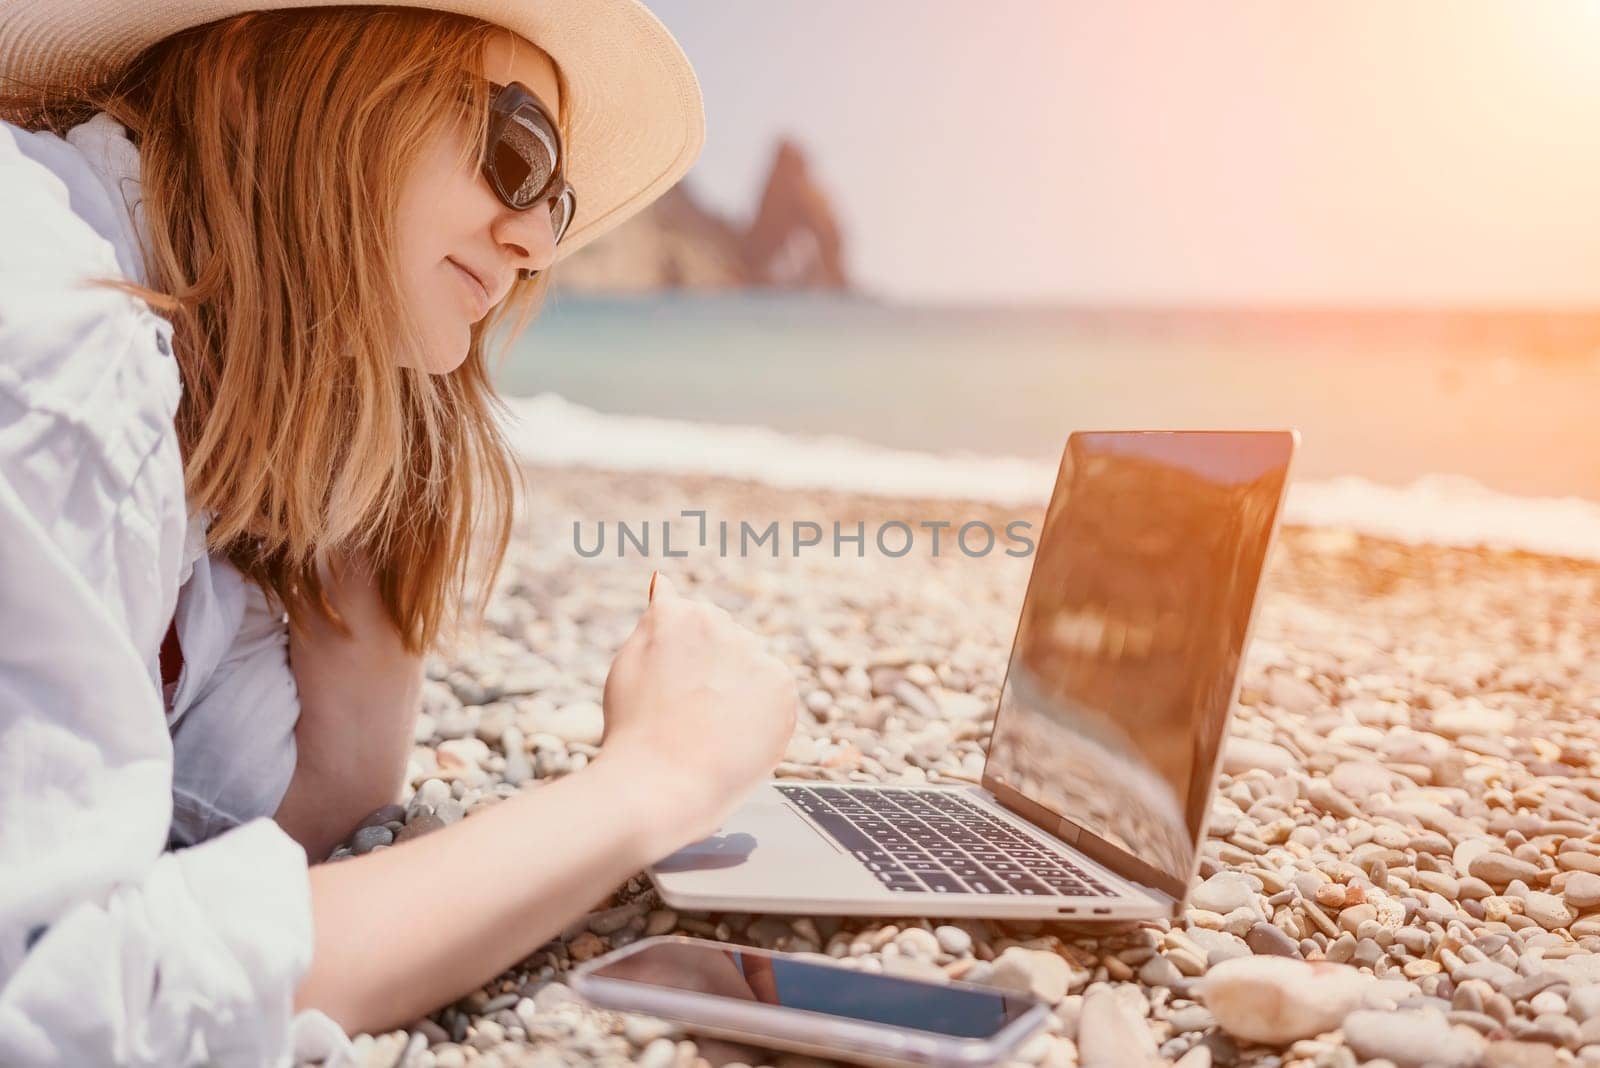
[447,257,491,321]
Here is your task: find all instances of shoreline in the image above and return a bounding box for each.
[500,393,1600,564]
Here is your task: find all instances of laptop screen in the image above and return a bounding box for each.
[983,431,1294,898]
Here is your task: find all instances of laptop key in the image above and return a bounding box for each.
[1041,872,1086,889]
[965,878,1014,895]
[917,872,969,893]
[999,872,1054,894]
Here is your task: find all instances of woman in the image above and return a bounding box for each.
[0,2,798,1065]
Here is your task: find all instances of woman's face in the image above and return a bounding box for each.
[395,30,563,374]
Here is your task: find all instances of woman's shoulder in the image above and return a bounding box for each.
[0,118,179,490]
[0,117,131,276]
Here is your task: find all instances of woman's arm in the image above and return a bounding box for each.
[297,751,673,1033]
[295,571,800,1036]
[276,552,423,862]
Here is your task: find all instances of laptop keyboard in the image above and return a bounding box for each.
[776,784,1115,897]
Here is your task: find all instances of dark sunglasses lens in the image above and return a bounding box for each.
[494,110,556,209]
[491,139,532,203]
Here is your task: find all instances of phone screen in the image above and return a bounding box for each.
[587,941,1035,1039]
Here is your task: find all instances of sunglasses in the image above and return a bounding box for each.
[482,79,577,278]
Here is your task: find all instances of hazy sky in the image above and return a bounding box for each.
[646,1,1600,307]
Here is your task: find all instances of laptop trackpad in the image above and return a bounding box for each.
[651,795,849,879]
[651,831,759,873]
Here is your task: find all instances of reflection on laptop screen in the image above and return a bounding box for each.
[984,431,1294,893]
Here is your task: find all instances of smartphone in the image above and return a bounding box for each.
[568,935,1050,1067]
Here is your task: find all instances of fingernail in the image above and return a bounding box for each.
[649,569,659,603]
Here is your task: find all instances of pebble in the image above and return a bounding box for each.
[1565,872,1600,910]
[1265,673,1323,713]
[1570,985,1600,1022]
[622,1015,680,1046]
[415,778,452,809]
[1430,699,1516,738]
[1167,1005,1216,1033]
[1328,761,1396,799]
[395,813,446,843]
[1483,1041,1566,1068]
[1245,922,1300,958]
[1222,737,1297,776]
[1522,891,1576,931]
[1342,1009,1485,1068]
[567,932,605,962]
[644,910,678,938]
[1078,986,1160,1068]
[1190,872,1258,915]
[357,804,407,830]
[894,927,940,959]
[351,825,393,854]
[525,701,605,746]
[990,947,1078,1003]
[1305,778,1361,820]
[1470,853,1543,887]
[1196,958,1370,1046]
[1187,928,1253,966]
[1137,955,1185,988]
[636,1037,676,1068]
[934,925,973,957]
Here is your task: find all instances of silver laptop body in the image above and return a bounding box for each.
[650,430,1299,921]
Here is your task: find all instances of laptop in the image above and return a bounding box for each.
[649,430,1299,921]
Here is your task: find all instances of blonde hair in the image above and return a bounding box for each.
[3,7,566,654]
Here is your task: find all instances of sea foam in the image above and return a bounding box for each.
[503,392,1600,562]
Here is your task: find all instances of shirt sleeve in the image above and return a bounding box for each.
[0,118,350,1068]
[169,556,304,850]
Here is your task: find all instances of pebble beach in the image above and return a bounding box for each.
[314,460,1600,1068]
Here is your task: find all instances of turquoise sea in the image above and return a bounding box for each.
[493,292,1600,502]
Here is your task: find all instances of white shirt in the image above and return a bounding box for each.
[0,113,353,1066]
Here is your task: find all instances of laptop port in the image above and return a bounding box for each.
[1093,908,1112,915]
[1056,907,1076,914]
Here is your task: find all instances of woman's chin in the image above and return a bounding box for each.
[418,328,471,375]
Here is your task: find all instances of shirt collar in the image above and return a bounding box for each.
[62,112,151,286]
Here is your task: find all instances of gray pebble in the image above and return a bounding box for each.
[396,813,447,842]
[351,825,394,854]
[357,804,406,830]
[1245,922,1300,958]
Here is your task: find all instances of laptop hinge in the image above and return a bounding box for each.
[985,775,1187,908]
[988,778,1078,846]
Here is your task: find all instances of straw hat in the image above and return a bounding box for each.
[0,0,705,262]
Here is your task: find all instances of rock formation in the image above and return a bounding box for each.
[554,138,850,294]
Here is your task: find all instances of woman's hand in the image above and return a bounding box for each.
[596,571,799,844]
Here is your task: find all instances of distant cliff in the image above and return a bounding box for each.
[554,138,851,294]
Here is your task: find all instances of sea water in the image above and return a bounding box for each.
[492,291,1600,559]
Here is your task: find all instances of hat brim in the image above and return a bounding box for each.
[0,0,705,263]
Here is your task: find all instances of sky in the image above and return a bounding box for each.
[646,1,1600,308]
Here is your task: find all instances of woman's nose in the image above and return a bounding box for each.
[493,204,557,274]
